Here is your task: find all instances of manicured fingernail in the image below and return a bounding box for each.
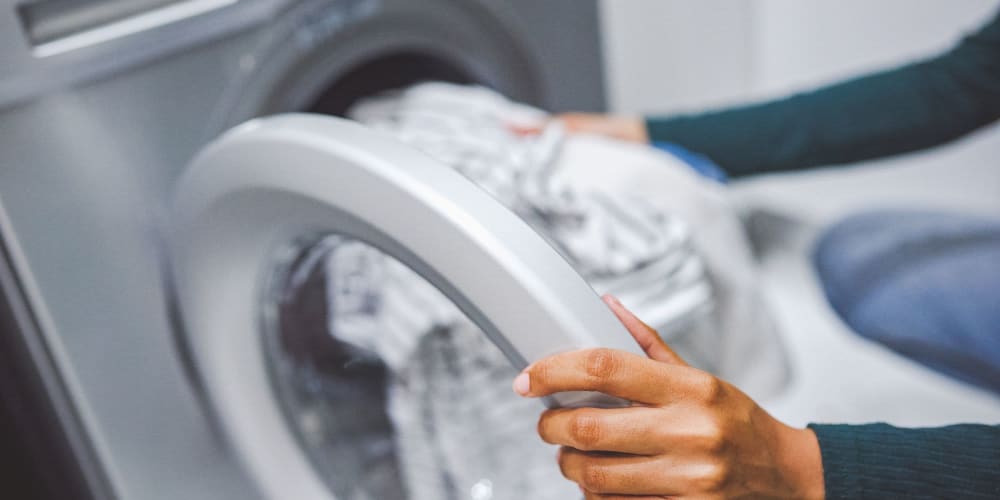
[512,372,530,396]
[602,294,622,307]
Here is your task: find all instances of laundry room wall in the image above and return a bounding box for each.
[748,0,1000,99]
[600,0,1000,112]
[597,0,755,115]
[599,0,1000,207]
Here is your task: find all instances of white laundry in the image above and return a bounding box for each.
[340,82,715,359]
[313,82,783,500]
[551,133,788,401]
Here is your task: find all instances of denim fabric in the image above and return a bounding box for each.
[814,210,1000,394]
[652,141,729,183]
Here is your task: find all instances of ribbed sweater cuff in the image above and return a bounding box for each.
[808,424,864,499]
[808,423,1000,500]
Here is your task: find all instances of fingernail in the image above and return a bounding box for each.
[512,372,531,396]
[602,294,622,307]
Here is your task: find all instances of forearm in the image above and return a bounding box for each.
[808,423,1000,500]
[646,12,1000,177]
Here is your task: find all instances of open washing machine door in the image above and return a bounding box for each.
[168,114,642,499]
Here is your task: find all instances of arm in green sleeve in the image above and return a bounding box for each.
[808,423,1000,499]
[646,11,1000,177]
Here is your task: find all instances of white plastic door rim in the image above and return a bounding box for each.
[168,114,641,499]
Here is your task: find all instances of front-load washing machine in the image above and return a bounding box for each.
[0,1,607,498]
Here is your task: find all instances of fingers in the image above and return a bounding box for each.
[538,407,668,455]
[539,405,732,457]
[602,295,687,366]
[557,114,649,143]
[558,447,684,496]
[507,113,649,143]
[582,492,667,500]
[509,114,594,136]
[556,113,597,134]
[515,347,701,405]
[507,121,546,136]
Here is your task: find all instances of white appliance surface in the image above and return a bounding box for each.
[733,145,1000,427]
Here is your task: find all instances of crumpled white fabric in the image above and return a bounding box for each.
[316,82,784,500]
[550,133,788,402]
[336,82,714,364]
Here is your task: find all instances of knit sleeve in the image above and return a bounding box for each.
[807,423,1000,499]
[645,10,1000,177]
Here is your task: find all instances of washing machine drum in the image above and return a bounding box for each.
[168,115,642,499]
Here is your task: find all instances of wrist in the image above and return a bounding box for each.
[777,424,825,499]
[630,116,650,143]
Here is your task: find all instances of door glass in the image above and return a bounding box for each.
[261,235,405,500]
[260,234,575,500]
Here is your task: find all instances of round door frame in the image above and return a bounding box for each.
[169,115,638,498]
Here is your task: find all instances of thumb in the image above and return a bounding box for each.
[602,294,688,366]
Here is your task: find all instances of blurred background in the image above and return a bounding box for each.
[603,0,1000,216]
[1,1,998,499]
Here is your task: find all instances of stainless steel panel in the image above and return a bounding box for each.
[0,1,606,498]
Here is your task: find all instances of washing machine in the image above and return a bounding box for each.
[0,1,607,499]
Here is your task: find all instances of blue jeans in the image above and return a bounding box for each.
[813,210,1000,394]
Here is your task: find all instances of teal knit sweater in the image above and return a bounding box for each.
[646,11,1000,499]
[646,11,1000,177]
[809,424,1000,499]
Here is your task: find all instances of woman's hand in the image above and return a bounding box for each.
[511,113,650,143]
[512,296,824,499]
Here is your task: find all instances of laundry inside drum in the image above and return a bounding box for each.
[262,235,400,500]
[261,234,575,500]
[259,83,723,500]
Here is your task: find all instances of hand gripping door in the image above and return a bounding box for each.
[168,114,642,499]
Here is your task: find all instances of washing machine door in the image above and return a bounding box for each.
[168,114,641,499]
